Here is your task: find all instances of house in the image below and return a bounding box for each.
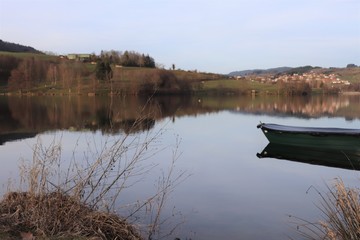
[67,54,91,62]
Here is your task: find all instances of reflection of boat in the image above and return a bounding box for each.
[257,123,360,150]
[257,143,360,170]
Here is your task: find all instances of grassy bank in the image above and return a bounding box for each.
[3,70,359,97]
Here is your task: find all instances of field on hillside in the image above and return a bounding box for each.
[0,51,57,61]
[332,67,360,83]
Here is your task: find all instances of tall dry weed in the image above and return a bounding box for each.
[290,178,360,240]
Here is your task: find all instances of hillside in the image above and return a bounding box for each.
[0,39,42,53]
[229,65,360,77]
[228,67,292,76]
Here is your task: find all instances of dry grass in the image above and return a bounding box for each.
[291,178,360,240]
[0,191,141,239]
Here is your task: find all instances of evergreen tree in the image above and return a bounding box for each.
[95,60,112,80]
[143,55,155,68]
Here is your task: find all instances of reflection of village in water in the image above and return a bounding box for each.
[233,95,353,118]
[0,94,360,145]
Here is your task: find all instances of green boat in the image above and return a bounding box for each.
[257,143,360,170]
[257,123,360,150]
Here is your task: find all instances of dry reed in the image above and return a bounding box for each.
[290,178,360,240]
[0,191,141,239]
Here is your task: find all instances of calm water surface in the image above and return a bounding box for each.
[0,95,359,240]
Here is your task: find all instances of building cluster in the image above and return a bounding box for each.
[272,72,350,86]
[240,72,350,87]
[66,54,91,61]
[59,54,92,62]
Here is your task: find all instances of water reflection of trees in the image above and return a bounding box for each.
[0,94,359,144]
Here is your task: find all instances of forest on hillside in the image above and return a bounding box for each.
[0,40,42,53]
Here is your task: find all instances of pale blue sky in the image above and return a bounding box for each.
[0,0,359,73]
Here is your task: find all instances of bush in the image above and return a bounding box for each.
[0,55,21,84]
[127,69,191,95]
[278,81,312,96]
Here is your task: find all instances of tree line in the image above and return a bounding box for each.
[5,56,91,91]
[99,50,155,68]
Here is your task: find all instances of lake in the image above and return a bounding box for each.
[0,94,359,239]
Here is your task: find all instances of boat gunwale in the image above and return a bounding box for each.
[257,123,360,136]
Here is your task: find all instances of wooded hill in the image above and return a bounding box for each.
[0,40,42,53]
[229,65,359,77]
[229,67,292,76]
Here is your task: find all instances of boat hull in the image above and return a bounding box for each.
[257,123,360,150]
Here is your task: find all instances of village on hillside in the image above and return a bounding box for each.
[233,71,351,88]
